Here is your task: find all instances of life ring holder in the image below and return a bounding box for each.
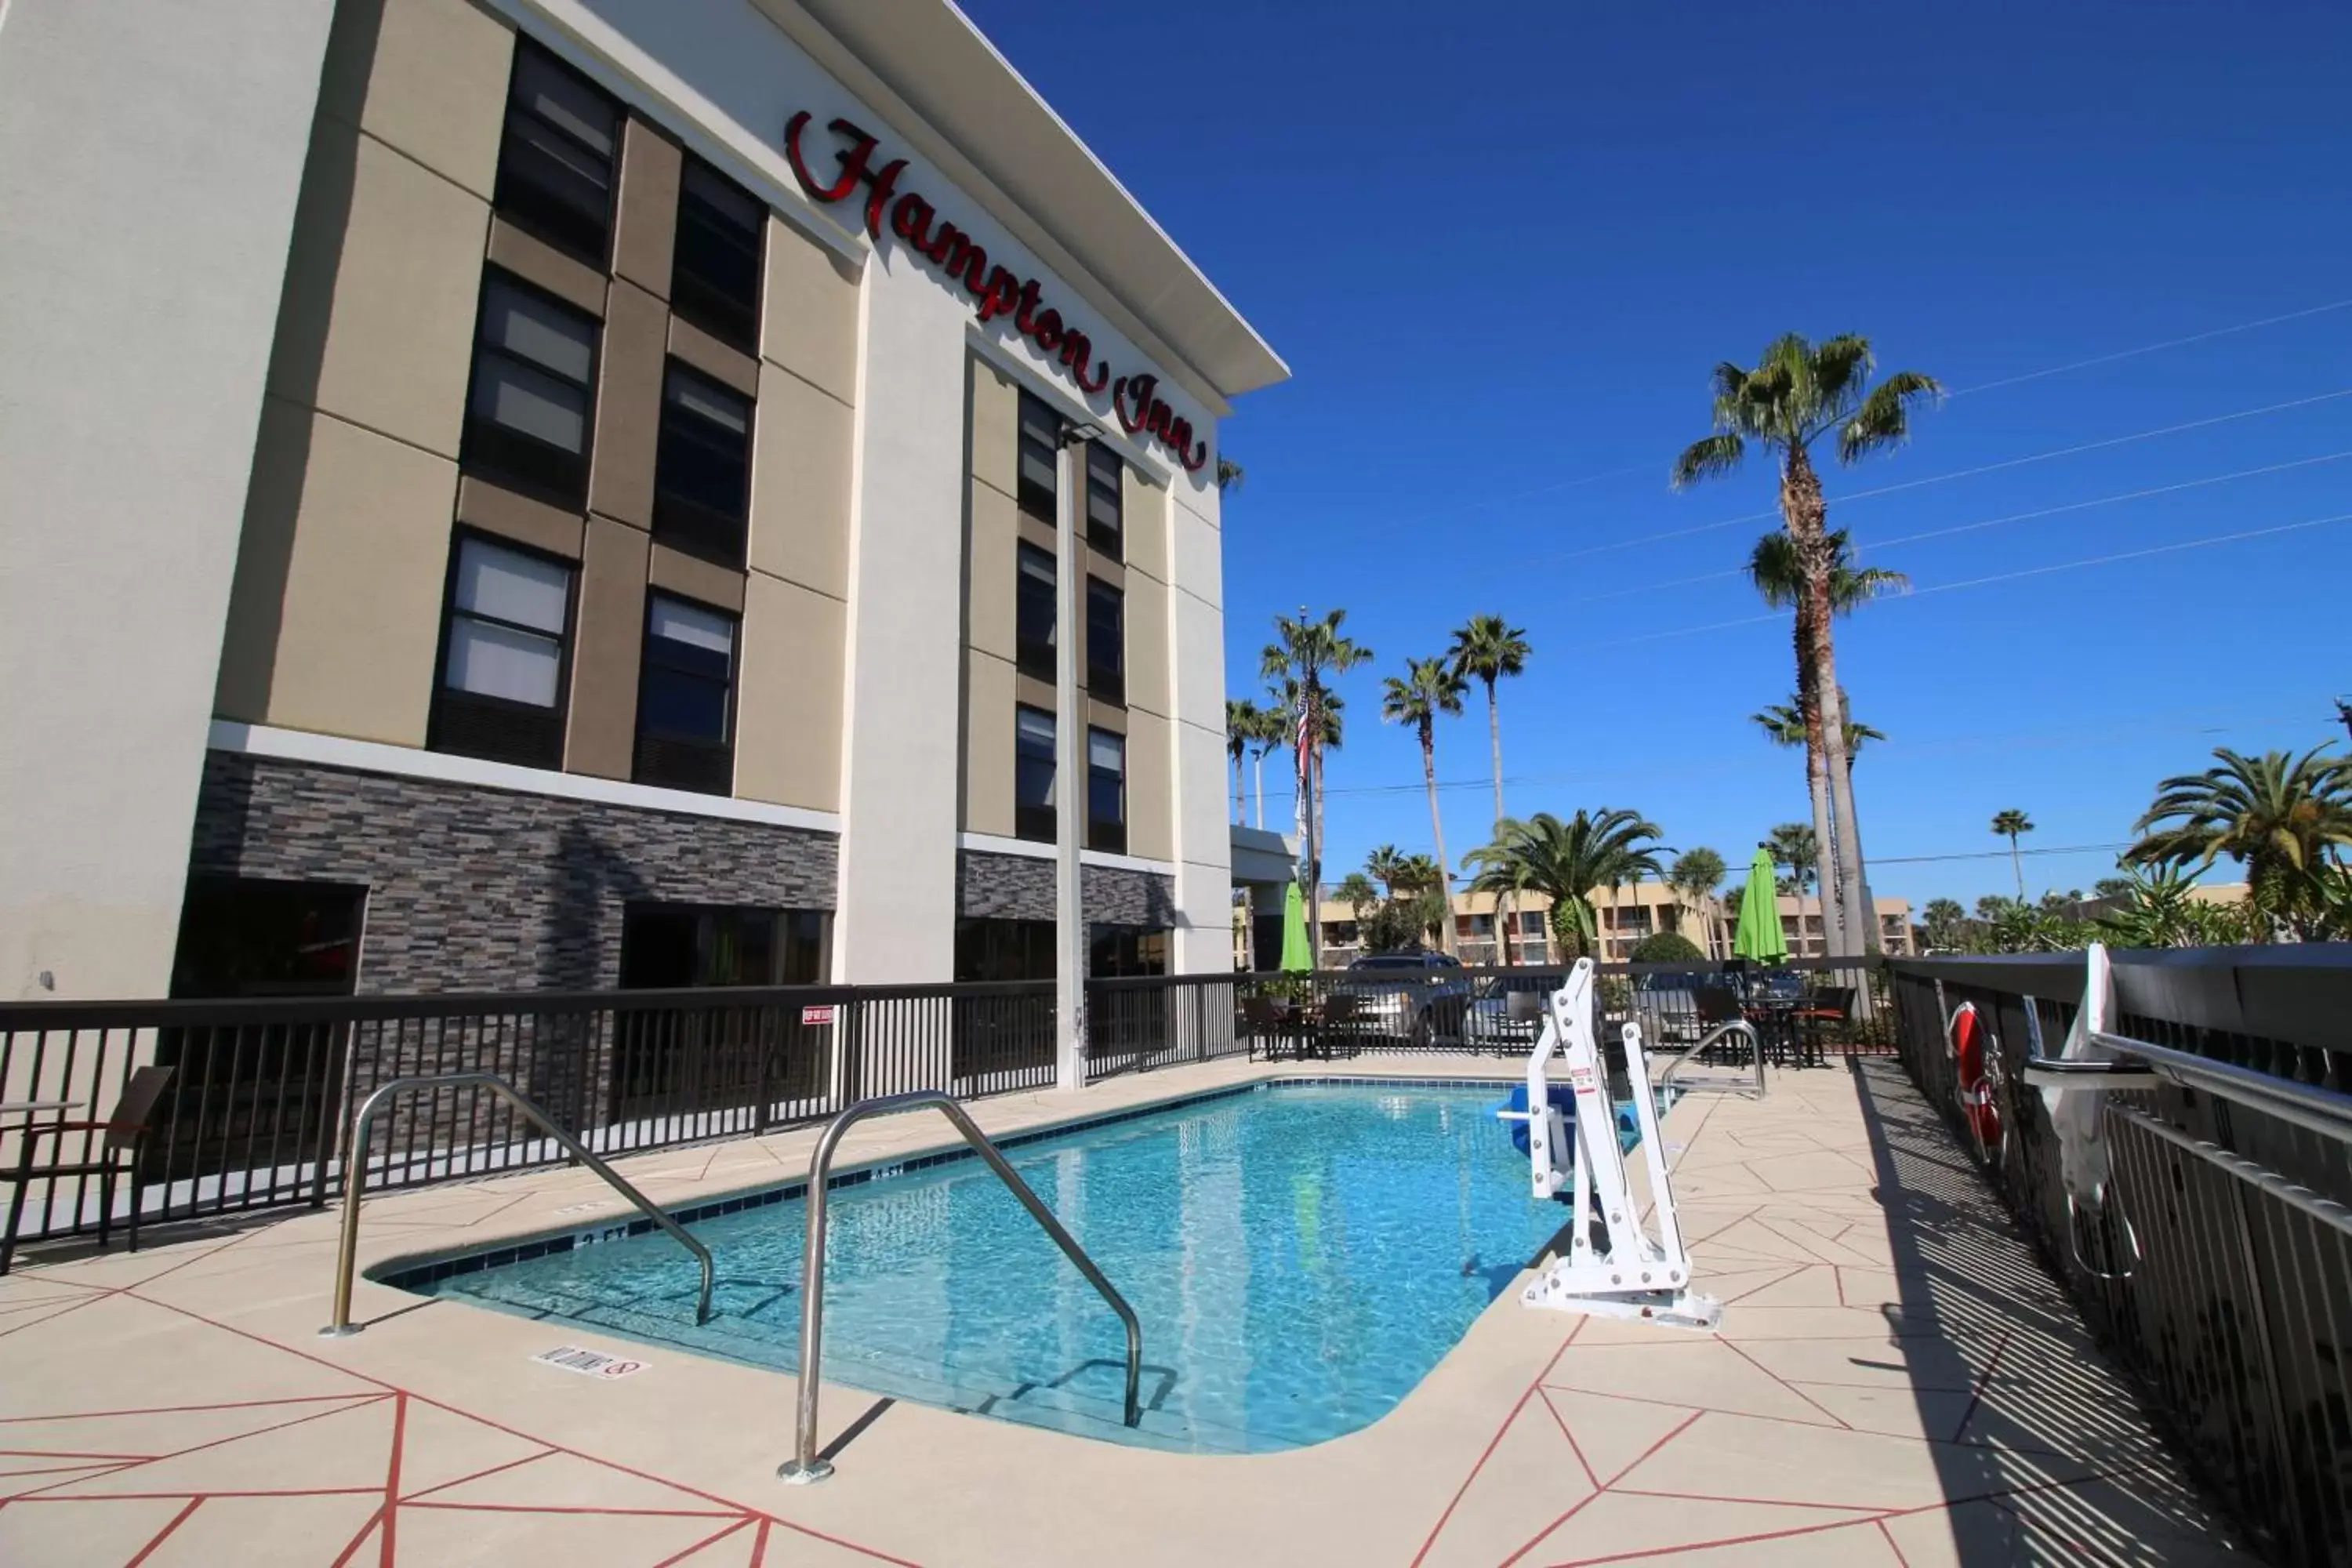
[1944,1000,2008,1169]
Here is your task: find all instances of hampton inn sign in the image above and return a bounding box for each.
[784,112,1211,473]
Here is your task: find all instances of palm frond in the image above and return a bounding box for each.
[1837,371,1945,465]
[1810,335,1875,411]
[1671,433,1746,490]
[1746,530,1804,606]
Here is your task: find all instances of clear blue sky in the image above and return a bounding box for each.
[961,0,2352,912]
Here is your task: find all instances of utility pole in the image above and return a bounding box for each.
[1054,418,1103,1091]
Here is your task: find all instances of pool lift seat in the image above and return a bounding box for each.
[1509,959,1720,1331]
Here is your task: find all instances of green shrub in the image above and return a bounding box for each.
[1628,931,1705,964]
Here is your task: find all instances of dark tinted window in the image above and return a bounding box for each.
[634,594,735,793]
[463,273,598,505]
[495,42,619,263]
[1017,390,1058,521]
[170,879,365,999]
[955,916,1056,982]
[1085,442,1122,556]
[1087,728,1125,854]
[619,904,827,987]
[1014,704,1054,842]
[671,156,764,350]
[653,362,752,564]
[1016,543,1055,681]
[1085,577,1123,706]
[430,535,573,769]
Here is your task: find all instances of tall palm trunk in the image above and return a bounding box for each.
[2008,834,2024,900]
[1419,724,1456,956]
[1791,600,1845,956]
[1783,446,1871,955]
[1292,699,1316,967]
[1484,678,1515,965]
[1251,750,1266,830]
[1232,752,1244,822]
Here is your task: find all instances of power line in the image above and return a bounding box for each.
[1871,842,2132,866]
[1560,448,2352,605]
[1947,298,2352,396]
[1526,387,2352,567]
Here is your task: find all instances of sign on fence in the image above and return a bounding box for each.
[801,1004,837,1026]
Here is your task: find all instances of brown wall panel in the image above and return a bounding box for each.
[588,279,666,530]
[564,516,651,779]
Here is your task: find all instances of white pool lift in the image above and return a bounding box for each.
[1505,959,1720,1331]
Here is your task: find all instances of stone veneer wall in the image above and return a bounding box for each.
[190,752,839,993]
[955,850,1177,928]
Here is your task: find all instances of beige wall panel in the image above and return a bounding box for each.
[670,316,760,397]
[963,650,1016,836]
[760,216,859,404]
[1013,670,1056,714]
[648,541,746,612]
[318,0,512,201]
[1124,571,1170,717]
[1123,466,1170,584]
[966,477,1018,663]
[1125,710,1174,863]
[1085,699,1127,737]
[588,279,666,529]
[736,572,844,812]
[455,476,583,559]
[612,118,680,299]
[487,218,607,317]
[746,363,852,601]
[260,411,456,745]
[565,516,650,779]
[968,354,1017,498]
[270,125,488,460]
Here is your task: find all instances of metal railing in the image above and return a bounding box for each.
[1656,1019,1767,1098]
[1889,948,2352,1567]
[318,1072,713,1338]
[776,1091,1142,1484]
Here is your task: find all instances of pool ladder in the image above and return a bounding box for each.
[779,1090,1143,1484]
[318,1071,715,1338]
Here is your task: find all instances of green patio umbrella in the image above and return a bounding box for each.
[1279,881,1314,974]
[1733,846,1789,963]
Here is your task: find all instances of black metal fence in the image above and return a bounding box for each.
[1887,948,2352,1568]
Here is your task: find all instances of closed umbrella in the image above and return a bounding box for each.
[1733,846,1788,964]
[1279,881,1314,975]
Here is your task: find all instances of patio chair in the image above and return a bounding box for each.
[1504,989,1544,1057]
[1693,987,1744,1064]
[1791,986,1856,1067]
[1240,995,1293,1062]
[1316,993,1366,1060]
[2,1065,175,1276]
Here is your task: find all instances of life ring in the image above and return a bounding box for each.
[1947,1001,2003,1158]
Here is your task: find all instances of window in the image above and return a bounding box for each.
[464,273,598,505]
[1014,705,1055,842]
[634,594,736,794]
[619,904,828,988]
[1086,442,1123,557]
[1087,727,1126,855]
[1089,926,1167,978]
[430,535,574,768]
[170,878,365,999]
[955,917,1056,982]
[1084,577,1124,706]
[671,156,764,350]
[1015,543,1055,681]
[494,42,620,263]
[1519,910,1547,936]
[1017,390,1058,521]
[653,362,753,564]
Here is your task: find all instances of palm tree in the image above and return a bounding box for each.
[1677,336,1940,956]
[1225,699,1263,823]
[1215,456,1245,492]
[1333,872,1379,919]
[1920,898,1968,950]
[1751,691,1884,766]
[1667,848,1728,956]
[1450,615,1531,961]
[1381,655,1470,954]
[1396,852,1443,893]
[1261,609,1373,964]
[1766,822,1819,947]
[1364,844,1407,899]
[2127,746,2352,938]
[1744,530,1907,952]
[1461,810,1664,960]
[1247,700,1287,829]
[1991,810,2034,901]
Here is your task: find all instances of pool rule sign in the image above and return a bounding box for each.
[533,1345,645,1380]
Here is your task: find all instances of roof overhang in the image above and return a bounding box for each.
[753,0,1288,415]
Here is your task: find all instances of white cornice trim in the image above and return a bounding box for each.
[211,723,844,837]
[956,831,1174,878]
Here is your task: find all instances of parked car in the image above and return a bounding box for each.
[1334,951,1472,1045]
[1461,972,1560,1052]
[1631,970,1718,1046]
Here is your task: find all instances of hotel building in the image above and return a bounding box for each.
[0,0,1283,1002]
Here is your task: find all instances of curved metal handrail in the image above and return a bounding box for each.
[778,1091,1142,1485]
[1656,1020,1766,1098]
[318,1072,713,1337]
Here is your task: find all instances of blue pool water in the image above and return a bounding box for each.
[406,1082,1628,1453]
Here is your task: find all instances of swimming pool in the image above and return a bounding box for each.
[397,1080,1613,1454]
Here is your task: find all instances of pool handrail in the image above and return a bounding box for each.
[1656,1019,1767,1099]
[778,1090,1142,1484]
[317,1070,713,1338]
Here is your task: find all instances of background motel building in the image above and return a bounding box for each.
[0,0,1286,1007]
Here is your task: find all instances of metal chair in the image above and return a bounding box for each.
[1316,993,1365,1060]
[1793,986,1856,1066]
[1240,995,1292,1062]
[1504,989,1544,1056]
[1693,987,1745,1063]
[2,1065,176,1276]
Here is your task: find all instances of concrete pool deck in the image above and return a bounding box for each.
[0,1054,2246,1566]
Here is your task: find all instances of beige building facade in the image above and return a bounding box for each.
[0,0,1280,999]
